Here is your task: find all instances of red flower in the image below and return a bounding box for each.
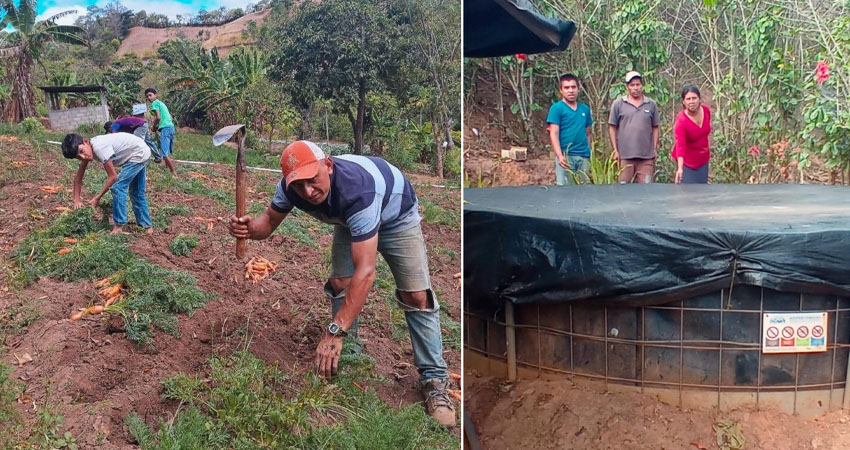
[515,53,527,62]
[748,146,760,158]
[815,60,830,84]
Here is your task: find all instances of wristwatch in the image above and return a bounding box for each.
[328,321,347,337]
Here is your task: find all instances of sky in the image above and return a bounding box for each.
[34,0,257,25]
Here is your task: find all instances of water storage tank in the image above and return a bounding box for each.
[464,185,850,415]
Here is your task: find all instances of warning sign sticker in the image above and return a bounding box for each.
[763,312,828,354]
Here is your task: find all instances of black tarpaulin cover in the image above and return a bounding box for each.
[464,185,850,311]
[464,0,576,57]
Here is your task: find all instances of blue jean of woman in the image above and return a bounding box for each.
[111,161,152,228]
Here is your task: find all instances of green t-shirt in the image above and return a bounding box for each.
[150,99,174,129]
[546,100,593,157]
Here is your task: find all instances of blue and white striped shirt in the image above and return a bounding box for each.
[270,155,420,241]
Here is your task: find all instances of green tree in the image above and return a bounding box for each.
[266,0,411,154]
[0,0,87,122]
[403,0,461,178]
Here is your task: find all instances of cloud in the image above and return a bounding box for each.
[118,0,198,19]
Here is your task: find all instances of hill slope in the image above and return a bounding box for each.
[116,9,271,59]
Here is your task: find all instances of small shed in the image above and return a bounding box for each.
[38,85,109,132]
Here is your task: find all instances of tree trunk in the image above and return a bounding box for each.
[352,78,366,155]
[435,110,454,180]
[5,50,36,123]
[298,104,313,140]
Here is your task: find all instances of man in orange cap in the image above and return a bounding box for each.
[227,140,455,426]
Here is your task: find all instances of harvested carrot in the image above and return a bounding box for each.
[64,238,77,244]
[245,256,278,283]
[57,247,72,255]
[447,389,462,402]
[104,294,123,307]
[98,284,121,298]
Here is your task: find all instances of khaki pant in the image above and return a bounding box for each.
[619,158,655,183]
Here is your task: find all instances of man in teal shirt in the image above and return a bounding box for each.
[546,73,594,185]
[145,88,177,176]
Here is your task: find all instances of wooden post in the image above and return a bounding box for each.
[505,300,517,381]
[844,334,850,410]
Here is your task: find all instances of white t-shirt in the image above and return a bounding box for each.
[90,133,150,167]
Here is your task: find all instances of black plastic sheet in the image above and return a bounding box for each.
[464,0,575,57]
[464,185,850,311]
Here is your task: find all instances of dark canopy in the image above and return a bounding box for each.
[464,0,576,57]
[464,184,850,312]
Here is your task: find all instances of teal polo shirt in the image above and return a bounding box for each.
[546,100,593,157]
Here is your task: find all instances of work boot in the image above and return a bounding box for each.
[421,378,456,427]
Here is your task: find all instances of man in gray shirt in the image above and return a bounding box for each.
[608,71,660,183]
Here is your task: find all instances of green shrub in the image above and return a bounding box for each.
[169,234,198,256]
[76,122,102,136]
[20,117,45,134]
[128,349,458,449]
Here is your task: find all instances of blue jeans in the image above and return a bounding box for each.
[555,154,591,185]
[112,161,152,228]
[328,224,448,382]
[159,125,175,157]
[134,125,161,160]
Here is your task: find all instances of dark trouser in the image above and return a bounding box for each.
[682,163,709,184]
[619,158,655,183]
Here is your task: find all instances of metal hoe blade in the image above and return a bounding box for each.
[212,124,245,147]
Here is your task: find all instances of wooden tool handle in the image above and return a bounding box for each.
[235,130,247,259]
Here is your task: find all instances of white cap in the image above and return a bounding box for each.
[625,71,642,83]
[131,103,147,115]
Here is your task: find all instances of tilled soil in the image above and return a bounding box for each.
[0,137,461,448]
[465,372,850,450]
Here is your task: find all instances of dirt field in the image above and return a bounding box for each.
[465,372,850,450]
[0,133,460,447]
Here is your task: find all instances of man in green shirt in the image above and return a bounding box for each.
[145,88,177,176]
[547,73,594,185]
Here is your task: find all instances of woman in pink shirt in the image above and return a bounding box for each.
[672,86,711,183]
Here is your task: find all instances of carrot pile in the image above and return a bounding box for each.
[40,185,63,194]
[69,278,124,321]
[245,256,278,283]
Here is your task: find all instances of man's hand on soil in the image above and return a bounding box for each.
[228,215,251,239]
[315,333,343,378]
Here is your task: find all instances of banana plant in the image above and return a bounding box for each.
[0,0,87,122]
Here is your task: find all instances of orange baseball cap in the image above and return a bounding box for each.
[280,140,326,187]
